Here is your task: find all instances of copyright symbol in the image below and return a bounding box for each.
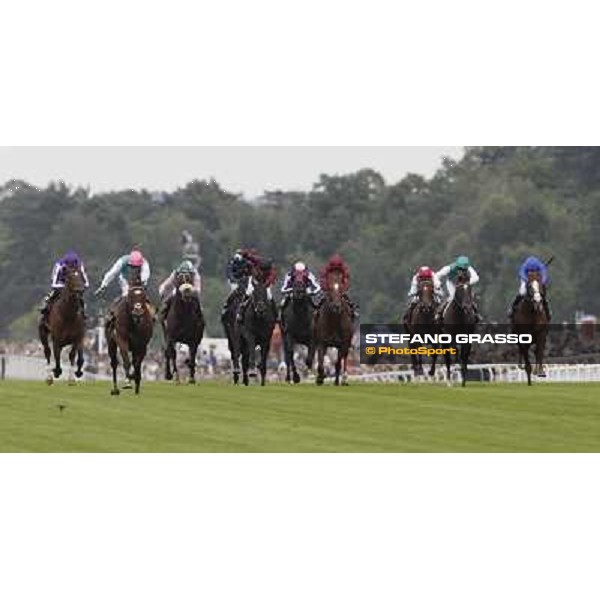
[365,347,376,355]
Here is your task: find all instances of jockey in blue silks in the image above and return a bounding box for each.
[40,250,90,320]
[509,255,551,320]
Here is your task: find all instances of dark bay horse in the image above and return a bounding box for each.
[39,265,86,385]
[440,275,476,387]
[404,279,439,377]
[312,277,354,386]
[162,275,205,384]
[239,278,277,386]
[280,269,315,384]
[106,286,154,395]
[221,285,246,384]
[512,279,549,385]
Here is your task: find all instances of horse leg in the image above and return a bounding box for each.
[316,344,325,386]
[52,339,63,379]
[461,344,470,387]
[108,339,120,396]
[188,343,198,384]
[334,350,342,386]
[241,340,250,386]
[40,326,53,385]
[341,346,350,386]
[118,339,132,388]
[172,344,180,385]
[246,331,257,378]
[260,341,269,386]
[133,348,146,395]
[67,345,77,385]
[429,349,438,378]
[444,346,453,386]
[75,345,84,378]
[535,335,547,378]
[164,340,173,381]
[520,344,532,385]
[283,334,292,383]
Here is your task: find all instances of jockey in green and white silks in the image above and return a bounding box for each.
[158,260,203,321]
[435,255,481,322]
[435,255,480,301]
[96,249,150,297]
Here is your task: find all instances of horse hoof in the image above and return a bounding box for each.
[316,378,324,386]
[293,373,301,384]
[248,369,257,378]
[75,370,83,379]
[111,389,120,396]
[188,378,196,385]
[46,377,53,386]
[165,372,173,381]
[53,369,62,379]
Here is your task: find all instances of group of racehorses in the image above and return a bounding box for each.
[39,262,355,393]
[405,271,549,386]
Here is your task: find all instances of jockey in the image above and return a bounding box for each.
[40,250,89,320]
[402,265,442,323]
[435,255,481,321]
[222,248,276,315]
[509,255,551,320]
[319,254,359,320]
[158,260,202,321]
[280,261,321,308]
[95,248,150,298]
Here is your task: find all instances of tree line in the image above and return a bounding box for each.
[0,146,598,339]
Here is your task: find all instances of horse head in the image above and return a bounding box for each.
[418,280,434,309]
[176,272,195,302]
[527,280,545,315]
[453,281,473,312]
[250,278,269,317]
[292,270,309,302]
[127,286,149,324]
[63,265,86,302]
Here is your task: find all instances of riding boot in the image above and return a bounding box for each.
[40,289,59,314]
[543,296,552,321]
[403,297,418,324]
[507,295,522,321]
[159,296,172,322]
[79,297,87,320]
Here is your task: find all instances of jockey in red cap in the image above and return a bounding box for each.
[319,254,359,319]
[402,265,442,323]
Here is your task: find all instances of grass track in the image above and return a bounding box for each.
[1,380,599,452]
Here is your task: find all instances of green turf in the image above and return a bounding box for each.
[0,380,599,452]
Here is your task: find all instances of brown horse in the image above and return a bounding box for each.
[312,273,354,386]
[404,280,439,377]
[512,279,549,385]
[39,265,86,385]
[439,273,476,387]
[161,274,205,384]
[106,286,154,395]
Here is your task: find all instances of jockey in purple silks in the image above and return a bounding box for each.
[508,255,551,320]
[40,250,90,320]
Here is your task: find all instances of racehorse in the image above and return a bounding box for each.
[39,265,86,385]
[105,285,154,395]
[312,273,354,386]
[512,279,549,385]
[280,268,315,384]
[161,273,205,384]
[221,285,246,384]
[439,273,476,386]
[239,277,277,386]
[404,279,439,377]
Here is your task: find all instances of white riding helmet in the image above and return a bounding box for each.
[294,261,306,271]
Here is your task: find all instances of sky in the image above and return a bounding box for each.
[0,147,464,199]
